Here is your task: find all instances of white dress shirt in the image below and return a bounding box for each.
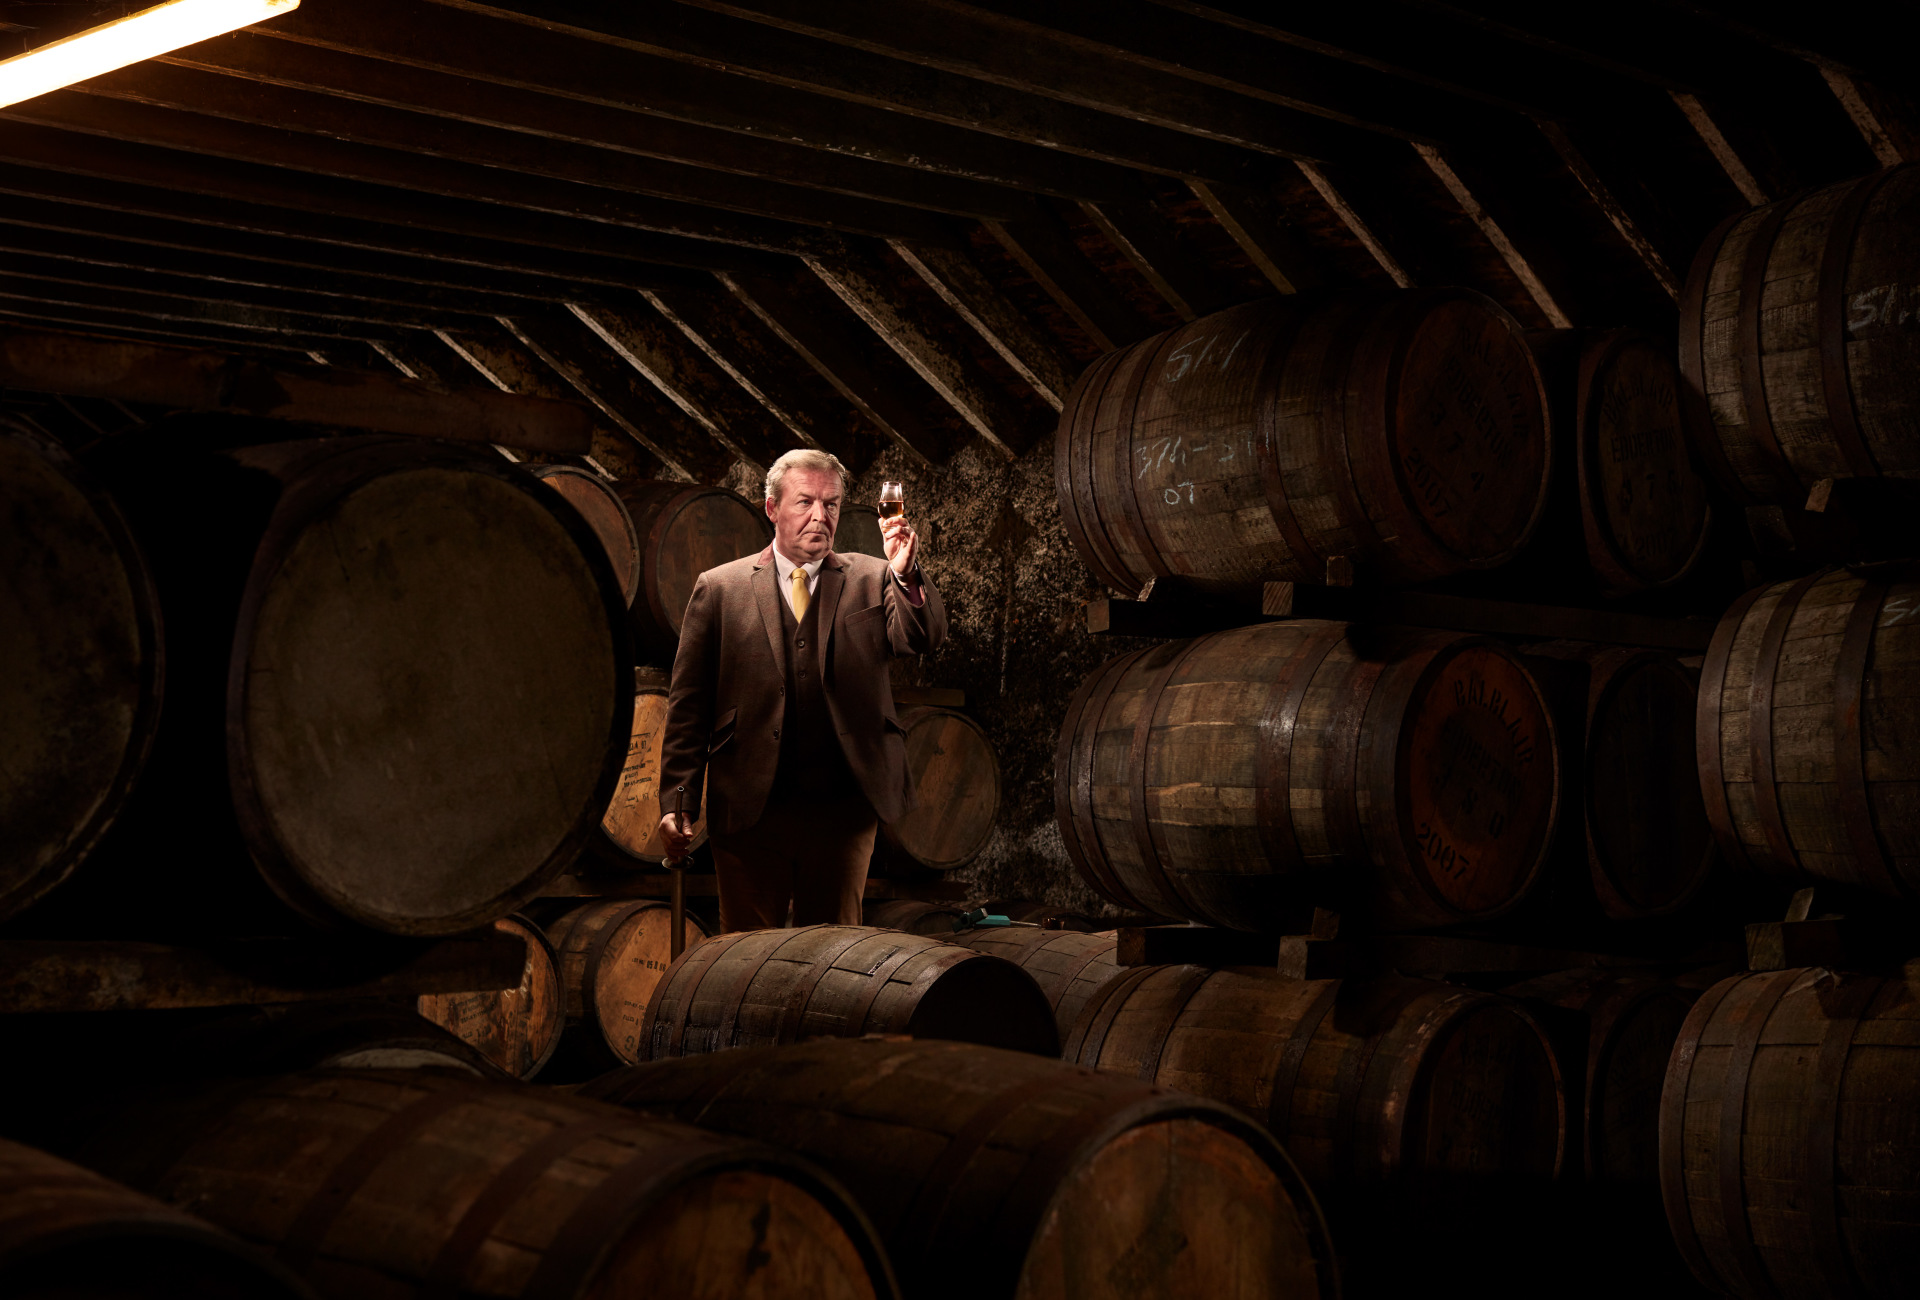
[771,548,825,617]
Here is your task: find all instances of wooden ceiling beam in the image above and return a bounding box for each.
[0,303,335,359]
[1293,162,1416,288]
[719,269,948,467]
[983,204,1155,352]
[1185,179,1331,295]
[1078,194,1245,321]
[0,266,415,343]
[886,241,1079,411]
[500,311,735,483]
[260,0,1138,200]
[445,0,1301,185]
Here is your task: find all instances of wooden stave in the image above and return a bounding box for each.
[1057,622,1561,931]
[75,1068,898,1300]
[875,705,1001,873]
[1658,968,1919,1300]
[543,899,711,1071]
[416,914,565,1081]
[947,926,1122,1044]
[581,1036,1340,1300]
[527,464,642,609]
[1681,164,1920,507]
[1697,567,1920,899]
[616,480,771,663]
[1052,291,1551,598]
[638,925,1060,1061]
[0,416,164,926]
[0,1135,312,1300]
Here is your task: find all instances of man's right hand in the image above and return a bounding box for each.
[658,811,694,859]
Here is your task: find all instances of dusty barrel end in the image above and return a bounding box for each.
[949,925,1122,1045]
[875,705,1001,873]
[539,898,712,1073]
[416,913,565,1080]
[616,480,771,663]
[529,463,642,609]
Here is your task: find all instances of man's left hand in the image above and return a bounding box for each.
[882,516,918,582]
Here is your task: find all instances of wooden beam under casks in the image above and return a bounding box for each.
[0,326,594,453]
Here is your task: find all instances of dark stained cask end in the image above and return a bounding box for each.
[594,679,709,865]
[0,1137,310,1300]
[836,503,888,560]
[1057,622,1560,931]
[874,705,1000,872]
[1574,331,1713,594]
[1698,566,1920,899]
[1660,968,1920,1300]
[529,463,642,608]
[861,898,967,935]
[583,1037,1339,1300]
[1682,164,1920,507]
[639,925,1059,1060]
[543,899,710,1070]
[79,1070,895,1300]
[416,914,565,1080]
[617,481,771,662]
[0,418,161,925]
[948,925,1121,1043]
[1053,289,1551,599]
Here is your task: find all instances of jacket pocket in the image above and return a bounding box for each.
[844,603,886,632]
[709,706,738,756]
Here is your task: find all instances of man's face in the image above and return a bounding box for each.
[767,466,841,564]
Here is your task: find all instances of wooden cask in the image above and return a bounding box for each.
[1055,290,1550,597]
[0,418,161,924]
[1681,164,1920,506]
[528,464,641,608]
[640,925,1059,1059]
[1529,642,1716,919]
[61,431,631,939]
[861,898,966,935]
[1066,967,1564,1287]
[416,915,564,1080]
[582,1037,1338,1300]
[1660,968,1920,1299]
[593,675,709,865]
[1057,621,1560,930]
[874,706,999,873]
[1573,331,1712,594]
[544,900,711,1071]
[836,502,888,559]
[617,480,770,661]
[165,1001,513,1081]
[948,925,1121,1043]
[1698,566,1920,897]
[81,1070,896,1300]
[0,1136,310,1300]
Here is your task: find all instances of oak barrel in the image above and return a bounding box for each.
[582,1037,1338,1300]
[0,417,161,925]
[1066,966,1564,1286]
[861,898,966,935]
[1681,163,1920,505]
[593,674,709,865]
[617,480,770,661]
[1660,967,1920,1298]
[874,705,1000,872]
[543,899,711,1070]
[1698,566,1920,897]
[1573,330,1712,593]
[164,1001,513,1081]
[528,464,641,608]
[836,503,888,559]
[0,1136,311,1300]
[948,925,1121,1043]
[63,431,631,938]
[1529,642,1716,919]
[1057,621,1560,930]
[1055,290,1551,597]
[79,1070,896,1300]
[640,925,1059,1059]
[416,915,564,1080]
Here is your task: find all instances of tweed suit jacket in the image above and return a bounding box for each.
[660,543,947,836]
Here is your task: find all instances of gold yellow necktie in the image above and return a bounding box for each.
[789,567,810,620]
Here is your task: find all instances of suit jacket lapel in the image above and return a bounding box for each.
[817,553,846,659]
[752,557,786,676]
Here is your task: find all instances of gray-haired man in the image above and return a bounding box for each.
[656,449,947,930]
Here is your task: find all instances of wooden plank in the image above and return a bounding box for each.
[1079,192,1245,320]
[569,299,786,470]
[1294,162,1415,288]
[1185,179,1328,295]
[887,240,1078,411]
[1532,119,1683,300]
[500,311,729,482]
[983,203,1154,351]
[535,874,974,901]
[0,933,525,1013]
[1412,143,1575,328]
[1818,69,1916,167]
[719,269,946,467]
[0,304,339,360]
[0,264,415,343]
[0,324,596,453]
[802,237,1044,458]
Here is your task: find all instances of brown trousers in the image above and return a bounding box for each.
[710,794,877,932]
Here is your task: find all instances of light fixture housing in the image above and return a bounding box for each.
[0,0,300,110]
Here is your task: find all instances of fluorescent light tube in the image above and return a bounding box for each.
[0,0,300,109]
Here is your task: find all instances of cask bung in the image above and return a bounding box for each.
[527,463,641,607]
[640,925,1059,1059]
[1681,164,1920,507]
[874,706,1000,872]
[543,899,710,1070]
[416,915,564,1080]
[80,1070,894,1300]
[1660,968,1920,1298]
[1057,622,1560,930]
[0,418,161,924]
[584,1037,1338,1300]
[1698,566,1920,897]
[0,1137,309,1300]
[948,925,1122,1043]
[616,481,770,661]
[1055,290,1551,597]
